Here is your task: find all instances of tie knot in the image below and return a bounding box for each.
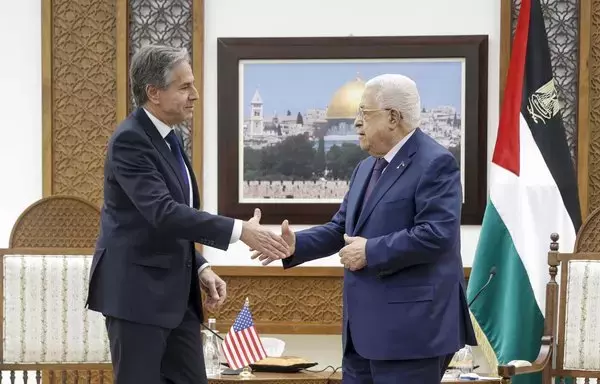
[165,130,177,143]
[165,130,180,149]
[374,157,388,171]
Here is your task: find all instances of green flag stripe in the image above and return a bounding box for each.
[468,201,544,384]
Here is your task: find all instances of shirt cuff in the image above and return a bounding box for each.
[230,219,242,243]
[197,263,211,275]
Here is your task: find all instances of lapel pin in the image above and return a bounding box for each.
[397,161,405,169]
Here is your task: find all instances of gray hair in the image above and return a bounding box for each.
[365,74,421,129]
[130,45,191,107]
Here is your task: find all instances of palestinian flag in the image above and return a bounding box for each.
[466,0,581,383]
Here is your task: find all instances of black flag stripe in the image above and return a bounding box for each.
[520,0,582,232]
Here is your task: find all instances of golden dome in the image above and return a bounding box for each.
[326,76,365,119]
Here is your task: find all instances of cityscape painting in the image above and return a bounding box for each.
[239,59,465,204]
[217,36,488,225]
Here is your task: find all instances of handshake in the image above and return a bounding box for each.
[239,208,367,270]
[240,208,295,265]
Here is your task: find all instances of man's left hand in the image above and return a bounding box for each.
[199,268,227,311]
[340,234,367,271]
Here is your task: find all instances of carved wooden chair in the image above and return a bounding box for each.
[498,207,600,384]
[0,195,112,383]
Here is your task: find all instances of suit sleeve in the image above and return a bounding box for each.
[282,164,360,269]
[195,249,208,266]
[365,153,461,276]
[109,129,234,250]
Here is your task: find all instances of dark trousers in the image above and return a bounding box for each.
[342,327,453,384]
[105,304,206,384]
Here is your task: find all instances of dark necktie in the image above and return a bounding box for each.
[363,157,388,204]
[165,130,190,200]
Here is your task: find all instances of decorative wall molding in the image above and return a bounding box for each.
[588,0,600,215]
[42,0,118,207]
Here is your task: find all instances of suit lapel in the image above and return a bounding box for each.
[354,130,420,233]
[346,157,374,234]
[136,108,189,200]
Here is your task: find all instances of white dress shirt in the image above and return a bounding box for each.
[144,109,242,272]
[382,129,416,172]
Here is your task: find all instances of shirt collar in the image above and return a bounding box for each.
[383,129,416,164]
[143,108,173,139]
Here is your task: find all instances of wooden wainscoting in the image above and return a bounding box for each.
[206,266,472,334]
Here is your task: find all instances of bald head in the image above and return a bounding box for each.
[354,74,421,157]
[364,74,421,130]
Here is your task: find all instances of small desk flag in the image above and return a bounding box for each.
[221,299,267,369]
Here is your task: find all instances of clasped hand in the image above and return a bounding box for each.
[198,209,289,311]
[339,234,367,271]
[249,219,367,271]
[241,208,291,263]
[250,218,295,265]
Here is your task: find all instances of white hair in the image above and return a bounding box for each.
[365,74,421,129]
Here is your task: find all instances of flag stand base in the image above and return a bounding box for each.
[238,366,255,379]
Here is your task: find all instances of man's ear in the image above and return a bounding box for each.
[146,84,160,104]
[389,109,401,125]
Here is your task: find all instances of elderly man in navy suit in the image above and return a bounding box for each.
[253,74,476,383]
[86,45,289,384]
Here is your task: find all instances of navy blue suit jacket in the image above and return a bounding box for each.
[86,108,234,329]
[283,128,476,360]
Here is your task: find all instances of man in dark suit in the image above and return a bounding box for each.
[253,74,476,383]
[86,45,289,384]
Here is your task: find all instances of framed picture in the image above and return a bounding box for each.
[217,36,488,225]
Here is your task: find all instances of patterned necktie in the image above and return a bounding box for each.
[165,130,190,199]
[363,157,388,205]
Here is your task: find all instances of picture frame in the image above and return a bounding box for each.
[217,36,488,225]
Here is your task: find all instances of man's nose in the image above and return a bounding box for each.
[190,85,199,100]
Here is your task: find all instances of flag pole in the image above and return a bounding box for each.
[238,297,256,379]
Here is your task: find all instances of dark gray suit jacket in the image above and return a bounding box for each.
[86,107,234,328]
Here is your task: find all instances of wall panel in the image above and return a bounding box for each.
[43,0,118,207]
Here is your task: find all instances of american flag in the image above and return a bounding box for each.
[221,301,267,369]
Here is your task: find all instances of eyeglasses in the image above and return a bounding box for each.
[356,107,403,120]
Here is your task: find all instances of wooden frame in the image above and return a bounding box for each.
[499,0,512,108]
[212,266,472,280]
[41,0,206,206]
[577,0,592,218]
[41,0,52,197]
[217,36,489,225]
